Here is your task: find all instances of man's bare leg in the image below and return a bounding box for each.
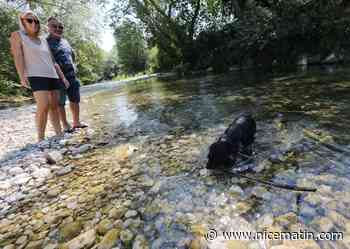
[58,105,71,130]
[70,102,81,127]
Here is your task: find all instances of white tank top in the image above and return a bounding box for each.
[19,31,59,79]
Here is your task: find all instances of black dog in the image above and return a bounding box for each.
[206,113,256,169]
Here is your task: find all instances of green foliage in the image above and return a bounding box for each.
[114,20,147,74]
[75,41,106,84]
[111,0,350,72]
[101,45,119,80]
[147,46,160,72]
[0,4,21,96]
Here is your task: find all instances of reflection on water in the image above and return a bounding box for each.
[80,67,350,248]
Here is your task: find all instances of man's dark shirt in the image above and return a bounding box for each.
[47,36,76,79]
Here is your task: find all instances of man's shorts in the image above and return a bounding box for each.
[59,77,81,106]
[28,77,62,91]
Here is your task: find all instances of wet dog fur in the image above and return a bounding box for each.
[206,113,256,169]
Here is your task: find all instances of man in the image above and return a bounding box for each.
[47,17,87,132]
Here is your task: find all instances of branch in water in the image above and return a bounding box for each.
[214,169,317,192]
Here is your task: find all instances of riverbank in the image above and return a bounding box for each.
[0,73,161,110]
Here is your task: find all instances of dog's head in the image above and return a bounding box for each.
[206,140,239,169]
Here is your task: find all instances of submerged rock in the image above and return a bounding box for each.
[120,229,134,247]
[98,229,120,249]
[56,166,73,176]
[63,229,96,249]
[59,221,83,242]
[132,235,149,249]
[312,217,333,232]
[96,219,113,235]
[124,210,138,219]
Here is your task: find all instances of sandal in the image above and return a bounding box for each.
[72,123,88,130]
[64,127,75,133]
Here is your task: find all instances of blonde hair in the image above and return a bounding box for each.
[19,10,40,37]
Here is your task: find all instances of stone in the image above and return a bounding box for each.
[56,166,73,176]
[45,151,63,164]
[304,193,322,206]
[265,226,283,247]
[149,181,162,194]
[228,186,244,196]
[190,224,208,237]
[32,168,52,179]
[226,240,249,249]
[4,245,16,249]
[275,212,298,228]
[72,144,93,155]
[88,185,104,195]
[312,217,333,232]
[8,166,24,175]
[199,169,208,176]
[115,145,132,161]
[257,214,274,229]
[300,205,316,218]
[124,210,138,219]
[98,229,120,249]
[59,221,83,242]
[43,244,58,249]
[66,201,78,210]
[120,229,134,247]
[123,218,142,230]
[189,237,207,249]
[109,207,126,219]
[0,180,11,190]
[64,229,96,249]
[328,210,347,228]
[250,186,268,198]
[13,173,31,185]
[47,189,61,198]
[96,219,113,235]
[283,239,321,249]
[16,235,28,245]
[25,240,43,249]
[132,235,149,249]
[233,202,251,214]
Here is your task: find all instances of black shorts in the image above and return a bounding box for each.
[28,77,63,92]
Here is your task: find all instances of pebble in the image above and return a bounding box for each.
[45,151,63,164]
[56,166,73,176]
[120,229,134,246]
[64,229,96,249]
[124,210,138,219]
[98,229,120,249]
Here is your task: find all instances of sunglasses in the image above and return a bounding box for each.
[51,24,64,30]
[24,18,40,25]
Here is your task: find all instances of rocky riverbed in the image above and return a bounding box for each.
[1,70,350,249]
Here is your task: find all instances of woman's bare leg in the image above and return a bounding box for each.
[48,90,63,136]
[33,91,50,142]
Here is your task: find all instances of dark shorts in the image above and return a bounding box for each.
[28,77,63,91]
[59,77,81,106]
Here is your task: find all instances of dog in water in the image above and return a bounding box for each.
[206,113,256,169]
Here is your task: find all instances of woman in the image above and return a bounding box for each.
[10,11,70,142]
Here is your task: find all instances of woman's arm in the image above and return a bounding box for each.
[54,63,70,89]
[10,31,30,88]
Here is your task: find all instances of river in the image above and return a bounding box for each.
[0,67,349,249]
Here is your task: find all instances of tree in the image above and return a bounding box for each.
[114,20,147,74]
